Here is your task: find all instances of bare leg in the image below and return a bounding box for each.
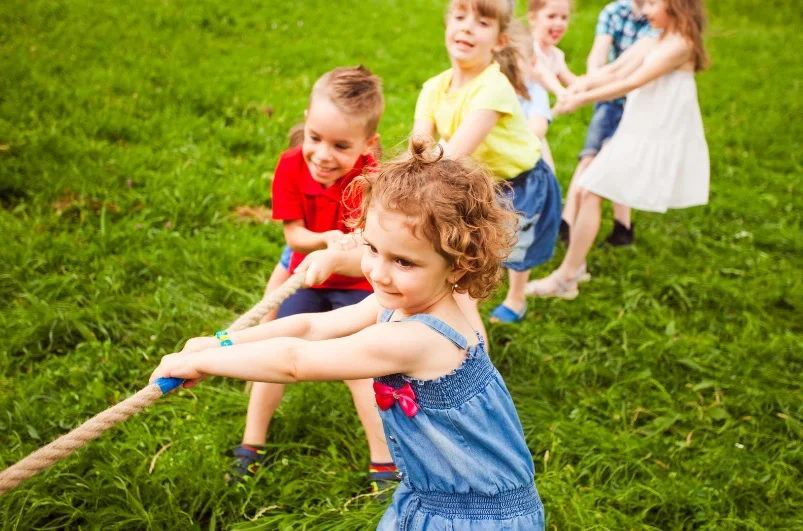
[562,156,595,227]
[454,291,488,350]
[612,202,631,228]
[557,189,604,280]
[492,269,529,320]
[242,382,287,444]
[345,379,392,463]
[244,265,292,392]
[259,264,291,324]
[526,189,604,298]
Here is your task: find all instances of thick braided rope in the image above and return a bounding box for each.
[227,272,305,332]
[233,272,305,394]
[0,385,162,495]
[0,271,305,496]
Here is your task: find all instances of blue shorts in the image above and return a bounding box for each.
[276,288,372,319]
[579,101,624,159]
[502,158,562,272]
[278,244,292,269]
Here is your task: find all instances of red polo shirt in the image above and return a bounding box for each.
[271,146,373,291]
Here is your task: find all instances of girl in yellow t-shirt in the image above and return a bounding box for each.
[413,0,563,328]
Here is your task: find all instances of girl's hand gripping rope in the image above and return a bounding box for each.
[150,352,208,389]
[180,336,221,355]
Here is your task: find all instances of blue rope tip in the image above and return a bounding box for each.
[154,377,184,394]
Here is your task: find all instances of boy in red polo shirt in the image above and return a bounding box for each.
[256,123,383,325]
[231,66,398,494]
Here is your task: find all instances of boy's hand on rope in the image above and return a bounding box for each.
[341,233,359,251]
[295,249,342,287]
[150,352,207,389]
[324,230,359,252]
[323,229,347,249]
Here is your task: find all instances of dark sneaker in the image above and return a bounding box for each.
[228,444,271,487]
[369,463,400,501]
[558,218,570,246]
[602,220,634,247]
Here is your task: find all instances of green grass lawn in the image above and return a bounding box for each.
[1,0,801,529]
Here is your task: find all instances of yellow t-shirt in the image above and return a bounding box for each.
[414,62,541,179]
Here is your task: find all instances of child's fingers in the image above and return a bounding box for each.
[148,354,181,383]
[149,364,177,385]
[339,236,357,250]
[149,353,204,385]
[181,336,219,354]
[182,378,202,389]
[304,262,330,286]
[295,254,324,286]
[324,230,345,249]
[149,367,168,384]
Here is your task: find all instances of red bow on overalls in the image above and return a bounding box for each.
[373,381,419,418]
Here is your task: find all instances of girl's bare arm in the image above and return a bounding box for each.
[150,319,433,387]
[579,37,691,104]
[573,38,654,91]
[440,110,501,158]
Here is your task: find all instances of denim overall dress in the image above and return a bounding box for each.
[375,311,544,530]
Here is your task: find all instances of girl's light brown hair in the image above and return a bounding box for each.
[448,0,529,99]
[527,0,572,15]
[527,0,545,12]
[666,0,709,71]
[348,138,518,300]
[498,18,535,100]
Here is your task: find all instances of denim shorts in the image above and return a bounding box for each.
[501,158,562,272]
[276,288,372,319]
[278,244,292,269]
[579,101,624,159]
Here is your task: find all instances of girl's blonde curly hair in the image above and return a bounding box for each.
[348,138,518,301]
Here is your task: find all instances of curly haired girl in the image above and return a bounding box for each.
[150,138,546,530]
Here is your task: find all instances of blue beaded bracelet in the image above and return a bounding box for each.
[215,330,233,347]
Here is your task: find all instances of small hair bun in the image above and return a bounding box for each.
[408,136,444,165]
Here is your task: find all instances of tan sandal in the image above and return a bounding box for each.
[576,263,592,283]
[525,272,579,300]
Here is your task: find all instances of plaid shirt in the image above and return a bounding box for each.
[596,0,658,62]
[595,0,659,104]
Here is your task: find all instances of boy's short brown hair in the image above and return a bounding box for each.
[309,65,384,136]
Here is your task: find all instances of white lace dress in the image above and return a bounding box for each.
[578,63,710,212]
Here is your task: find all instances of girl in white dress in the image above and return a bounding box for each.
[527,0,710,299]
